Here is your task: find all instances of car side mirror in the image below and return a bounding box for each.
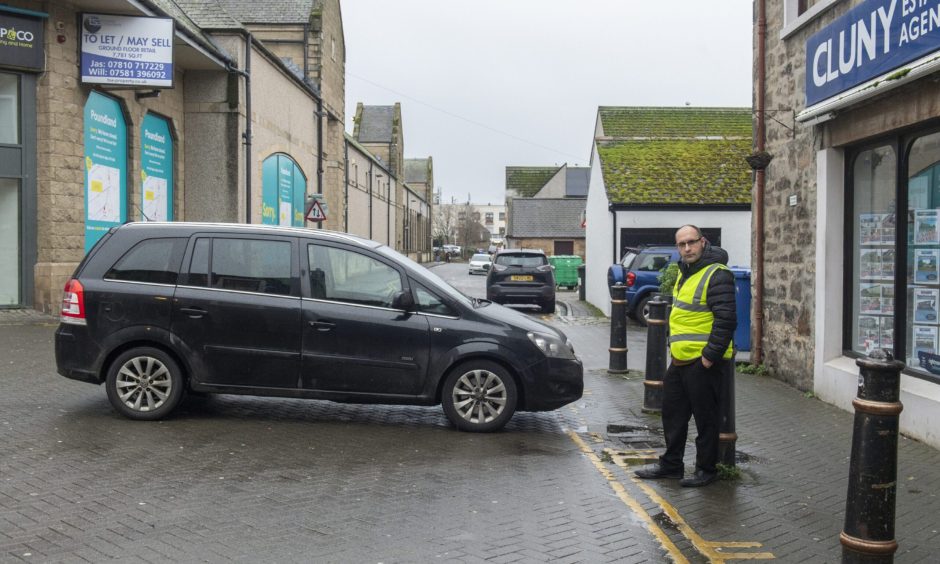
[392,289,415,311]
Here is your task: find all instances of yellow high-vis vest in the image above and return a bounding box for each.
[669,263,734,361]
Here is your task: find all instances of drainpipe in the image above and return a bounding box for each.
[369,162,374,240]
[754,0,767,365]
[316,97,324,228]
[226,33,252,224]
[387,182,392,246]
[344,141,349,232]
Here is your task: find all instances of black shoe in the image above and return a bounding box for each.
[680,470,717,487]
[634,465,683,480]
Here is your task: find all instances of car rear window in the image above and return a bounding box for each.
[471,254,490,261]
[494,253,547,267]
[105,237,187,285]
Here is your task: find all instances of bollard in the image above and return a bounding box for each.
[841,349,904,564]
[718,359,737,466]
[578,264,586,301]
[643,295,667,412]
[608,283,628,374]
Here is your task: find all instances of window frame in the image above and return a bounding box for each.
[843,121,940,384]
[301,239,409,311]
[103,237,187,286]
[179,234,300,298]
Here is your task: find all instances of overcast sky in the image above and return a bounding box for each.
[343,0,753,205]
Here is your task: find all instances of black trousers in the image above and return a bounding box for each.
[658,358,726,474]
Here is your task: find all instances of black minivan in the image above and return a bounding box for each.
[55,223,583,432]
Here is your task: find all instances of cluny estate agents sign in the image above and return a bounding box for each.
[806,0,940,106]
[81,13,174,88]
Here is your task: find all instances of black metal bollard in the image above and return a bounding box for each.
[643,296,667,412]
[578,264,586,301]
[608,283,628,374]
[718,359,737,466]
[841,349,904,564]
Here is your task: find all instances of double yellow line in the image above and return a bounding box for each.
[567,430,775,563]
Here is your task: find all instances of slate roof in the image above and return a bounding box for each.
[505,166,560,198]
[595,107,752,206]
[215,0,316,24]
[358,106,396,143]
[404,159,430,183]
[565,167,590,198]
[172,0,242,29]
[148,0,237,58]
[508,198,586,238]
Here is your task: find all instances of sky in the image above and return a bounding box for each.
[342,0,753,206]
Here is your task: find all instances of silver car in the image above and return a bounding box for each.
[468,253,492,275]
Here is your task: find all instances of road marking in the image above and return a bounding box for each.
[566,431,690,564]
[608,450,776,562]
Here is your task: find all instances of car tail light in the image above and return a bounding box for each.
[537,265,552,272]
[626,272,636,287]
[60,279,87,326]
[492,264,508,272]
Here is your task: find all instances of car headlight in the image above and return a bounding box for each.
[527,331,577,359]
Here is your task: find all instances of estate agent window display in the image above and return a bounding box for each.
[849,130,940,382]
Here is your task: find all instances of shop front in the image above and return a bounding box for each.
[763,0,940,448]
[0,5,43,307]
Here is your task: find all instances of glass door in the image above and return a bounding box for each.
[0,72,22,306]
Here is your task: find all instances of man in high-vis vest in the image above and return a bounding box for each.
[635,225,737,487]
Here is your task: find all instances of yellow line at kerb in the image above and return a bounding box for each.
[609,451,775,562]
[566,431,690,564]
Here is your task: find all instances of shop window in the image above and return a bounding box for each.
[906,132,940,375]
[850,144,897,357]
[261,154,306,227]
[0,73,19,144]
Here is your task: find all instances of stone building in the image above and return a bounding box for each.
[583,106,753,316]
[505,198,586,257]
[1,0,334,312]
[756,0,940,447]
[344,134,398,247]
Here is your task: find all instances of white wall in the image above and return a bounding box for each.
[814,148,940,449]
[585,144,614,314]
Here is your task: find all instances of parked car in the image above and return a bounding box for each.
[442,244,462,256]
[486,249,556,313]
[607,245,679,326]
[54,223,583,432]
[468,253,492,275]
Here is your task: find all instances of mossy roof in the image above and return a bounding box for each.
[598,138,752,205]
[598,106,752,138]
[505,166,560,197]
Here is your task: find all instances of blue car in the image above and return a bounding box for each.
[608,246,679,326]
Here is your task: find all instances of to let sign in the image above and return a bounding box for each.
[81,14,174,88]
[806,0,940,106]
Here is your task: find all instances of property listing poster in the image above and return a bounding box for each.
[914,209,939,244]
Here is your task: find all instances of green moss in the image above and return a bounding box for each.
[598,138,752,205]
[886,68,911,81]
[505,166,560,197]
[717,463,741,481]
[599,107,752,138]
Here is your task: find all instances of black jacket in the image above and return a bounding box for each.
[675,244,737,362]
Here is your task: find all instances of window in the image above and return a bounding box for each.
[412,280,455,316]
[485,212,494,224]
[105,238,187,285]
[499,212,505,221]
[188,238,293,295]
[0,73,18,144]
[308,244,402,308]
[850,145,897,357]
[495,253,547,267]
[636,252,673,272]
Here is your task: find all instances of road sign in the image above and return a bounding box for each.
[305,199,327,222]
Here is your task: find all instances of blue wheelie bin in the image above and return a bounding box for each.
[730,268,752,351]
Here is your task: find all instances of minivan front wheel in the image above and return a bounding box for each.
[106,347,184,420]
[442,361,518,432]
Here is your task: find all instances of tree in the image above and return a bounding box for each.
[456,202,490,252]
[433,202,458,245]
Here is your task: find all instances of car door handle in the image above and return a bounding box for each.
[179,306,208,318]
[308,320,335,331]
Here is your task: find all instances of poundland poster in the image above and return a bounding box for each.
[83,92,126,251]
[80,14,173,87]
[140,114,172,221]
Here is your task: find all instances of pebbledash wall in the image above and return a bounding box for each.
[761,0,940,448]
[8,1,323,313]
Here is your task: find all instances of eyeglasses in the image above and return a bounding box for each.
[676,237,702,249]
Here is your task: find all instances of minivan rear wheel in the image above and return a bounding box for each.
[442,361,517,432]
[106,347,184,420]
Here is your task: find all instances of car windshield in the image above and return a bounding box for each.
[471,254,490,262]
[376,245,474,307]
[495,253,547,267]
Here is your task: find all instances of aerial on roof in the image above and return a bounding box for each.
[508,198,586,238]
[358,106,396,143]
[598,107,752,139]
[505,166,560,198]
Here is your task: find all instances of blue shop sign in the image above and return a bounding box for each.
[806,0,940,106]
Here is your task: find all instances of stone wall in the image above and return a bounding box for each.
[507,238,586,258]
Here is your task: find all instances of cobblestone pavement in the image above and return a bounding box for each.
[0,321,671,563]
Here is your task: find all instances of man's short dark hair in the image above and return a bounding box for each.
[676,224,703,238]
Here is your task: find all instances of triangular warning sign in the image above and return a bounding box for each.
[305,199,327,222]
